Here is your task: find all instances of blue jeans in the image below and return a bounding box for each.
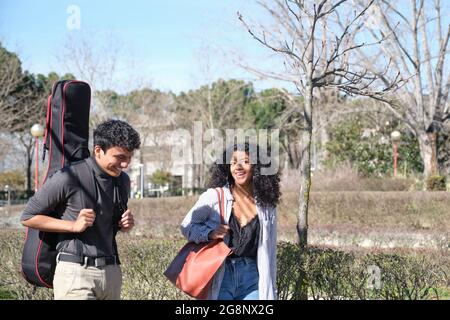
[218,257,259,300]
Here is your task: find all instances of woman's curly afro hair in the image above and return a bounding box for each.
[207,142,281,208]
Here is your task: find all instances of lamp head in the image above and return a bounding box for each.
[31,124,45,137]
[390,131,401,143]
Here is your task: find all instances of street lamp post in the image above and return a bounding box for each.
[390,131,401,177]
[137,163,144,199]
[4,185,10,207]
[30,124,45,191]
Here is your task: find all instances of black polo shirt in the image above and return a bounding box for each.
[21,156,130,258]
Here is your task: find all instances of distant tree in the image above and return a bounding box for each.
[35,72,76,93]
[244,88,304,169]
[96,87,177,189]
[56,31,141,127]
[355,0,450,178]
[149,169,174,186]
[239,0,401,250]
[175,79,255,190]
[0,170,26,191]
[0,43,75,195]
[245,88,287,129]
[176,79,254,132]
[325,113,423,176]
[0,44,43,133]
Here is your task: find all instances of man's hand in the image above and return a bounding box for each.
[208,224,230,240]
[119,209,134,232]
[72,209,96,233]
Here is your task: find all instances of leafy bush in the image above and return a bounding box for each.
[362,253,443,300]
[1,229,447,300]
[0,230,190,300]
[276,242,304,300]
[0,229,52,300]
[118,236,189,300]
[426,175,447,191]
[277,242,446,300]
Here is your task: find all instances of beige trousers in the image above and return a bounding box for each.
[53,261,122,300]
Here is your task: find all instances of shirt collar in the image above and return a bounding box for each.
[222,184,234,201]
[86,156,113,179]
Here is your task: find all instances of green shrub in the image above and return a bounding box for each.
[302,247,362,300]
[277,242,445,300]
[1,229,446,300]
[362,253,443,300]
[0,229,53,300]
[426,175,447,191]
[118,236,189,300]
[0,287,16,299]
[276,242,304,300]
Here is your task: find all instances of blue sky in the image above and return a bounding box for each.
[2,1,446,95]
[0,0,275,93]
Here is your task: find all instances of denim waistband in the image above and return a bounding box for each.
[226,256,256,264]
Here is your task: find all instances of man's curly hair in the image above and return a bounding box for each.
[93,119,141,152]
[207,142,281,208]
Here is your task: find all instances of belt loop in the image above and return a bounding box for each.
[56,252,61,264]
[95,257,106,268]
[83,256,89,268]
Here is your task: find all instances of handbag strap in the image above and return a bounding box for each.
[214,188,225,224]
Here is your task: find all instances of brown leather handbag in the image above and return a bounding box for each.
[164,187,232,299]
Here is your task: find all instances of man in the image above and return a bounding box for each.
[21,119,141,300]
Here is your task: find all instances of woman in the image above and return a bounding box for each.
[180,142,280,300]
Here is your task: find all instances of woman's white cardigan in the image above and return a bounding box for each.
[180,186,277,300]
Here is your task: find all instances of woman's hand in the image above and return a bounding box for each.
[208,224,230,240]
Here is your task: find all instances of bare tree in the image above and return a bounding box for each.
[57,32,122,91]
[127,88,177,174]
[0,45,25,128]
[0,45,53,196]
[95,87,178,194]
[56,32,131,126]
[0,45,46,133]
[355,0,450,177]
[238,0,401,248]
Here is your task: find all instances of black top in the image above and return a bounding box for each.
[21,156,130,258]
[228,209,260,258]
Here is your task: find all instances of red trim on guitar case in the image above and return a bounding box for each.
[35,238,52,288]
